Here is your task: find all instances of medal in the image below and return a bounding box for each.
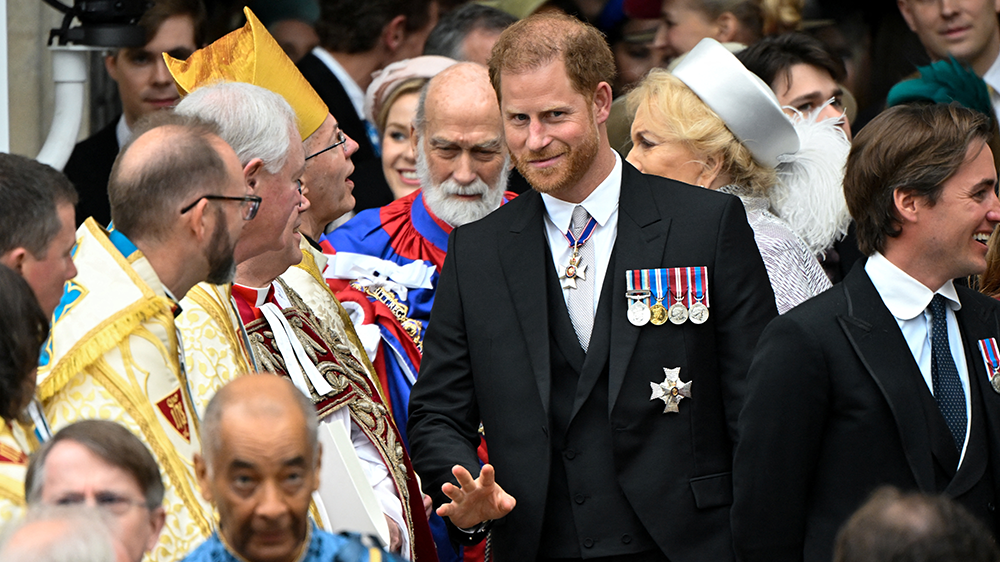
[650,303,668,325]
[689,267,709,324]
[668,268,688,325]
[560,251,587,289]
[649,269,668,325]
[977,337,1000,395]
[625,276,651,327]
[650,366,691,414]
[689,302,709,324]
[559,213,598,290]
[628,300,651,326]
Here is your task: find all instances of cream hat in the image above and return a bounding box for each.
[672,38,799,168]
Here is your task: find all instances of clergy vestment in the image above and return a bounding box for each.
[37,219,212,562]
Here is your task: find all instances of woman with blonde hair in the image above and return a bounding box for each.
[627,38,843,313]
[365,56,457,201]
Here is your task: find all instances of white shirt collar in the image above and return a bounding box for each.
[115,115,132,150]
[983,51,1000,94]
[541,151,622,233]
[865,252,962,320]
[311,46,366,121]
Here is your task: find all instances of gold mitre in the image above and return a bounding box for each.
[164,6,327,140]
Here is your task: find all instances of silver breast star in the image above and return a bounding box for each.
[650,367,691,413]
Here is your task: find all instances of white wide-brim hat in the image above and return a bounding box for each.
[671,38,800,169]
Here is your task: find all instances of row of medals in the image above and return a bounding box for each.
[625,289,708,327]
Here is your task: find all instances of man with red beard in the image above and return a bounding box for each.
[321,62,514,448]
[407,13,776,562]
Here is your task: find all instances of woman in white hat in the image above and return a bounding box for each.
[626,38,839,314]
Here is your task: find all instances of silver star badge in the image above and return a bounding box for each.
[650,367,691,413]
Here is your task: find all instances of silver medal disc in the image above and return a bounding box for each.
[668,302,688,325]
[628,300,651,326]
[689,302,709,325]
[992,370,1000,394]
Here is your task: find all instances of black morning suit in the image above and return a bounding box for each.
[408,161,778,561]
[732,262,1000,562]
[63,118,119,227]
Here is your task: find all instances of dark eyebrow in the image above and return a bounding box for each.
[283,456,307,468]
[474,139,503,151]
[229,459,257,471]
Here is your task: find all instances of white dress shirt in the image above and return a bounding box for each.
[865,252,971,465]
[115,115,132,150]
[983,52,1000,120]
[541,152,621,316]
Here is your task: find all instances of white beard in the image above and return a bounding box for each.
[772,111,852,256]
[416,141,510,227]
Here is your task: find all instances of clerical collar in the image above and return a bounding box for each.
[233,283,273,308]
[541,151,622,233]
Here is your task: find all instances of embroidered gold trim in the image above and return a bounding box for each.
[349,282,424,353]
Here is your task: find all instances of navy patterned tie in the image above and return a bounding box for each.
[929,294,966,451]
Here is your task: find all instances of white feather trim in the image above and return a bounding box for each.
[772,110,852,256]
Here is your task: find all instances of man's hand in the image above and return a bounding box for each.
[437,464,516,529]
[385,515,402,552]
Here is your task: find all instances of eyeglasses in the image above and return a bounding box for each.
[180,194,262,221]
[55,493,151,515]
[305,129,348,160]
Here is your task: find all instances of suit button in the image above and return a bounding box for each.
[574,494,585,505]
[564,450,576,460]
[583,539,594,548]
[989,503,996,512]
[621,534,632,544]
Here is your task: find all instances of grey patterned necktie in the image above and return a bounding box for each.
[567,205,595,352]
[929,294,966,452]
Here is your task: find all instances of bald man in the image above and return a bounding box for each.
[35,111,252,562]
[185,374,400,562]
[322,62,515,446]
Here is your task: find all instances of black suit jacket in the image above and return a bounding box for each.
[408,161,778,561]
[298,51,394,212]
[732,262,1000,562]
[63,118,119,226]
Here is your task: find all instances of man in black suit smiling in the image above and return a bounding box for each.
[407,12,777,562]
[733,103,1000,562]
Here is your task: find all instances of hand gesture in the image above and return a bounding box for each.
[437,464,516,530]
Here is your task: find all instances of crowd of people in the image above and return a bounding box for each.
[4,0,1000,562]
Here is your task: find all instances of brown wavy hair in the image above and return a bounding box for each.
[488,12,616,103]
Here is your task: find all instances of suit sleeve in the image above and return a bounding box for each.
[712,196,780,441]
[731,311,831,562]
[407,228,484,507]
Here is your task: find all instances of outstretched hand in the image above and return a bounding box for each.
[436,464,516,529]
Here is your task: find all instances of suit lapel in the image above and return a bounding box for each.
[837,267,936,491]
[948,290,1000,495]
[608,165,672,413]
[499,192,554,415]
